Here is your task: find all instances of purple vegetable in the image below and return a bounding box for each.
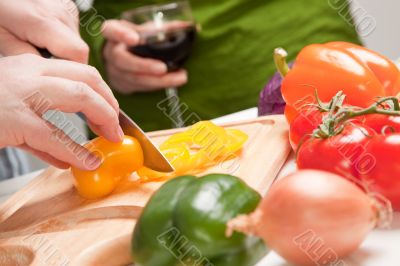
[258,71,285,116]
[258,62,293,116]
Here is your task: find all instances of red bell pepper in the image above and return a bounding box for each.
[275,42,400,122]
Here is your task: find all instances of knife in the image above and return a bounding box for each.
[119,110,174,172]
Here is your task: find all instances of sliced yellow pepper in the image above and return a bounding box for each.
[137,121,248,182]
[224,129,249,153]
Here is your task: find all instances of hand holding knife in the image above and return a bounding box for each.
[37,47,173,172]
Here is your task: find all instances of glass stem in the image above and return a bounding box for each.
[166,87,185,128]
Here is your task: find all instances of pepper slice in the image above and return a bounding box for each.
[137,144,190,182]
[137,121,248,182]
[224,129,249,154]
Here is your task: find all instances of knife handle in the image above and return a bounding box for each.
[36,48,53,59]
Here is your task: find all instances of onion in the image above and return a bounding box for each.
[226,170,391,266]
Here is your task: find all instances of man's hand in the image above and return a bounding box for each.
[0,0,89,63]
[102,20,187,94]
[0,54,123,170]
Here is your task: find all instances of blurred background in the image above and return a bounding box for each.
[349,0,399,60]
[26,0,400,171]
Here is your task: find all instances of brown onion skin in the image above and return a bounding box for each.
[257,170,376,266]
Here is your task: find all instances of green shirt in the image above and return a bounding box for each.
[81,0,359,131]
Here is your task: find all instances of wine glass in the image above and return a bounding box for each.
[122,1,197,128]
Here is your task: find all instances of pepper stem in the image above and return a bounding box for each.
[274,48,290,77]
[225,210,262,238]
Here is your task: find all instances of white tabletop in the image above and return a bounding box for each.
[1,107,399,265]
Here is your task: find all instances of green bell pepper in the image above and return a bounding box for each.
[131,174,268,266]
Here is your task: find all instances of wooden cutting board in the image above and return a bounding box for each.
[0,115,291,266]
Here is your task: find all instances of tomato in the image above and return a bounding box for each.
[297,124,376,179]
[362,114,400,134]
[297,122,400,211]
[292,90,400,210]
[291,110,400,152]
[289,108,325,151]
[357,135,400,210]
[71,136,144,199]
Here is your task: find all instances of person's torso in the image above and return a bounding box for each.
[89,0,359,131]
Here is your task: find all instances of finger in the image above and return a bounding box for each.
[106,42,167,75]
[22,115,102,171]
[0,27,40,56]
[102,20,140,45]
[28,76,123,143]
[59,0,80,33]
[106,63,187,93]
[127,69,188,90]
[106,64,140,94]
[87,121,104,138]
[40,58,119,114]
[26,20,89,63]
[18,144,69,169]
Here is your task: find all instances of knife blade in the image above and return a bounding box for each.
[119,110,174,172]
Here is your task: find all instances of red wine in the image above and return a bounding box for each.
[129,25,196,71]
